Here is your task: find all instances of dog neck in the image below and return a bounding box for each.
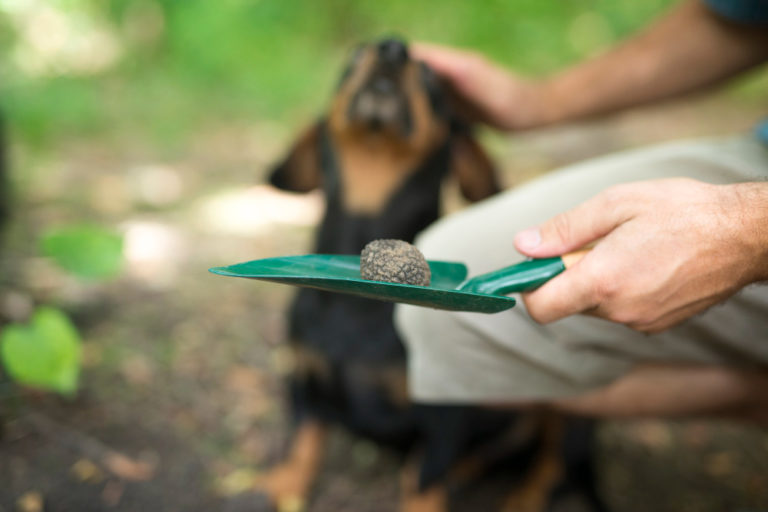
[315,122,451,255]
[326,115,449,216]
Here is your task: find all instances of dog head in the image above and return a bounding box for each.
[332,38,446,141]
[269,38,499,214]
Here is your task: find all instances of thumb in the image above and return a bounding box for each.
[514,188,632,258]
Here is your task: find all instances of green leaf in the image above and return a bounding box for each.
[0,307,82,395]
[40,224,124,280]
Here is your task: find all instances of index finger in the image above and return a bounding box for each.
[520,251,602,324]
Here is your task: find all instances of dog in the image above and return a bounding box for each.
[263,38,606,512]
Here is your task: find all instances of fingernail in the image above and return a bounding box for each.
[515,228,541,250]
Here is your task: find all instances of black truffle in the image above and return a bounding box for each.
[360,239,431,286]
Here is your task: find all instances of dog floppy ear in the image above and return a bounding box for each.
[269,121,323,192]
[449,125,500,202]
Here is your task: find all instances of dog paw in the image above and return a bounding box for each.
[253,465,311,512]
[275,496,307,512]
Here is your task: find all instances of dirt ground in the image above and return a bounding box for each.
[2,95,768,512]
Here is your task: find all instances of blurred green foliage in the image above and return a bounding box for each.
[40,224,124,280]
[0,0,676,147]
[0,224,121,395]
[1,306,82,395]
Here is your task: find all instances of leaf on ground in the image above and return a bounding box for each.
[0,307,81,395]
[71,458,105,484]
[40,224,123,280]
[215,467,261,496]
[103,451,157,481]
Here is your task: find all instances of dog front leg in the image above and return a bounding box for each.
[255,420,327,512]
[500,413,564,512]
[399,458,448,512]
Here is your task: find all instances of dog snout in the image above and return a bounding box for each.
[377,38,408,66]
[371,76,395,94]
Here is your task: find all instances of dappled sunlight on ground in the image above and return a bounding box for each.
[193,185,324,238]
[121,220,187,289]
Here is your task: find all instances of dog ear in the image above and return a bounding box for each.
[449,126,501,202]
[269,121,323,192]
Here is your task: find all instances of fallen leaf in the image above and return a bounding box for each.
[71,458,105,484]
[0,307,81,395]
[104,452,156,481]
[216,467,260,496]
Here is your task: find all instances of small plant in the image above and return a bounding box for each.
[40,224,123,280]
[0,306,81,395]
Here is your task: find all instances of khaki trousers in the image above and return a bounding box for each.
[395,135,768,402]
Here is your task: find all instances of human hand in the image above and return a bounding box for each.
[514,178,768,333]
[412,43,553,131]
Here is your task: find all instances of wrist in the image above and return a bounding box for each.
[504,79,567,130]
[725,182,768,283]
[522,75,589,129]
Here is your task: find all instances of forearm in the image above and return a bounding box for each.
[535,0,768,126]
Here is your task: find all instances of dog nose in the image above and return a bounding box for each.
[378,39,408,65]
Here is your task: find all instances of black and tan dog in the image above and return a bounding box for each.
[262,38,606,512]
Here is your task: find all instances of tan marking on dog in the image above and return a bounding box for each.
[291,344,332,381]
[331,46,377,129]
[277,124,323,192]
[400,459,449,512]
[501,414,565,512]
[400,486,448,512]
[446,412,544,485]
[255,421,327,511]
[378,365,410,408]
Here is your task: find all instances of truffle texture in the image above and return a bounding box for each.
[360,239,431,286]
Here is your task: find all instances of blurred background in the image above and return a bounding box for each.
[1,1,767,511]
